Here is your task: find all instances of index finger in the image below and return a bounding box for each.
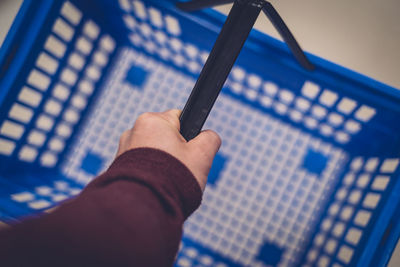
[160,109,182,130]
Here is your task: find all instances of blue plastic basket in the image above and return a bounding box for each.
[1,0,400,266]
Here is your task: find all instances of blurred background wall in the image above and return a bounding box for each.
[215,0,400,89]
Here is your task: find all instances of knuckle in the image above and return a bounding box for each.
[167,109,181,117]
[122,129,130,137]
[207,130,222,147]
[136,112,158,126]
[137,112,153,121]
[191,145,208,161]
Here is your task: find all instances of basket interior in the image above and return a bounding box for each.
[0,0,400,266]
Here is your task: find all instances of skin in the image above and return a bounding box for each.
[116,109,222,191]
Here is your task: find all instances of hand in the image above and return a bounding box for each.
[117,109,221,191]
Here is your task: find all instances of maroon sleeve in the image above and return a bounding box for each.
[0,148,203,267]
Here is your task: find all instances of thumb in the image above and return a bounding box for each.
[189,130,222,160]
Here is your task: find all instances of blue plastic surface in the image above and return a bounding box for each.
[0,0,399,266]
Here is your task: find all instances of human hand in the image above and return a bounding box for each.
[117,109,221,191]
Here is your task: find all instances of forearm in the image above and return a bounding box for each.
[0,148,202,267]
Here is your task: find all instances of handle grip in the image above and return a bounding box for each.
[179,0,264,141]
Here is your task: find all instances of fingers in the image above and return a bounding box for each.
[116,129,131,157]
[189,129,221,159]
[135,110,181,130]
[188,130,221,191]
[116,109,222,193]
[161,109,182,129]
[163,109,182,118]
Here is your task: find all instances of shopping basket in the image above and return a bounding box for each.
[0,0,399,266]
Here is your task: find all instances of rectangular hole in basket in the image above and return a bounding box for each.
[345,227,363,246]
[354,210,371,227]
[354,105,376,122]
[337,245,354,264]
[371,175,390,191]
[364,158,379,172]
[36,52,59,75]
[76,37,93,55]
[118,0,131,12]
[319,89,338,107]
[63,108,80,124]
[28,199,52,210]
[40,152,58,167]
[99,35,116,52]
[0,120,25,139]
[18,86,43,107]
[27,130,47,147]
[83,20,100,40]
[71,94,87,110]
[337,97,357,115]
[132,0,147,19]
[301,81,320,100]
[325,239,338,254]
[149,7,163,28]
[49,137,65,152]
[61,1,82,26]
[60,67,78,86]
[8,103,34,123]
[380,159,399,173]
[362,193,381,209]
[165,15,181,36]
[27,69,51,91]
[11,192,35,202]
[93,51,108,67]
[56,123,72,138]
[86,65,101,81]
[36,115,54,132]
[19,146,38,162]
[0,138,16,155]
[52,17,74,42]
[44,99,63,116]
[68,52,86,71]
[78,80,94,95]
[44,35,67,58]
[52,83,71,101]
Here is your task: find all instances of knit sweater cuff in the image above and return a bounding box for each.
[96,148,203,219]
